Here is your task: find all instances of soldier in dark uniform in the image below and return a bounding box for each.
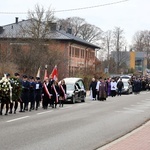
[29,76,35,111]
[20,75,30,112]
[34,77,42,110]
[42,77,51,109]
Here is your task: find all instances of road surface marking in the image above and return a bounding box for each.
[77,103,87,106]
[60,106,73,110]
[37,110,53,115]
[123,107,144,113]
[131,105,149,109]
[115,110,141,114]
[6,116,30,123]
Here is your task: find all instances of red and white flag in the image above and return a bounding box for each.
[51,65,58,80]
[44,65,48,80]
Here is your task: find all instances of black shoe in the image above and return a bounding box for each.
[5,113,8,115]
[9,111,12,114]
[0,112,2,115]
[14,111,16,114]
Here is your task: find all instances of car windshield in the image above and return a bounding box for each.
[123,82,129,86]
[66,84,74,91]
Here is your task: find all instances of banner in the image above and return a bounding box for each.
[51,65,58,80]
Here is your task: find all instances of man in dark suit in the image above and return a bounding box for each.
[29,76,35,111]
[20,75,30,112]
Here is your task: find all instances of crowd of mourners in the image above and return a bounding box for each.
[0,73,66,115]
[1,72,150,116]
[89,75,150,101]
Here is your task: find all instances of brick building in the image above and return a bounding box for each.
[0,18,100,78]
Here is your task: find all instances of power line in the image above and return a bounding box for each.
[0,0,129,14]
[55,0,129,12]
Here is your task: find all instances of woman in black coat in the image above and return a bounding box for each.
[59,80,67,107]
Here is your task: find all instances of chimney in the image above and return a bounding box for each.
[0,26,3,34]
[67,28,72,34]
[48,22,57,31]
[15,17,18,24]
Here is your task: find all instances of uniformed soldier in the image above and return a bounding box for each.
[29,76,35,111]
[20,75,30,112]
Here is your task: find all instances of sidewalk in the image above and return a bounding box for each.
[98,120,150,150]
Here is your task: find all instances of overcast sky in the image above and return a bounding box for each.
[0,0,149,47]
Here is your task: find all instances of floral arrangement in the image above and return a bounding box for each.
[0,75,12,102]
[10,77,22,101]
[0,75,22,102]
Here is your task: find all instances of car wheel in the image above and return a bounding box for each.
[71,96,76,104]
[81,96,85,102]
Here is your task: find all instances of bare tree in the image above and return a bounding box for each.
[57,17,102,44]
[57,17,85,36]
[13,4,67,77]
[112,27,127,73]
[101,30,113,74]
[20,4,55,39]
[132,30,150,68]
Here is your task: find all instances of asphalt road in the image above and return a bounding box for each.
[0,91,150,150]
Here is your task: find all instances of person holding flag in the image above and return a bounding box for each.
[42,77,52,109]
[51,79,59,108]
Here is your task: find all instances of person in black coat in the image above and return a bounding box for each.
[34,77,42,110]
[117,78,124,96]
[89,77,97,100]
[48,74,54,107]
[42,77,52,109]
[59,80,67,107]
[29,76,36,111]
[51,80,59,108]
[20,75,30,112]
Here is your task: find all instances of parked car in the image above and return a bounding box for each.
[62,77,86,104]
[120,75,132,80]
[117,79,133,94]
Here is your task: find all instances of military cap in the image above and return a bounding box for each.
[14,73,20,76]
[36,77,40,80]
[22,75,28,78]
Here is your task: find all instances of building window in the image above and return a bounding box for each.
[81,49,85,58]
[75,48,79,57]
[69,46,71,57]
